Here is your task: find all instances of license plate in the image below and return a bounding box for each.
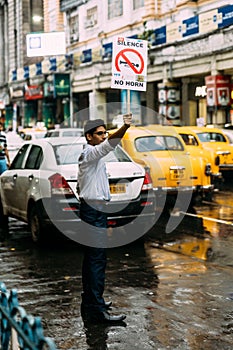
[170,169,185,180]
[110,183,126,194]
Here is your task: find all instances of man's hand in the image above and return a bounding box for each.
[108,113,133,147]
[123,113,132,126]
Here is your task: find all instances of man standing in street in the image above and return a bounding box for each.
[0,122,10,175]
[77,113,132,324]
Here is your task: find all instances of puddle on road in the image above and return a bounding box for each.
[1,206,233,349]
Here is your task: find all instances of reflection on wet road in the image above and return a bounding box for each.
[0,186,233,349]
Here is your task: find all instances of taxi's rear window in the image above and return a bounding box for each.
[135,136,184,152]
[197,132,227,143]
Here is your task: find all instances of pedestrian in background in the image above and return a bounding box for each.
[77,113,132,324]
[0,122,10,175]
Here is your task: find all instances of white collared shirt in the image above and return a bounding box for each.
[77,139,114,201]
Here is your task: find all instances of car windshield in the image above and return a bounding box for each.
[53,143,83,165]
[180,133,198,146]
[103,145,131,162]
[135,136,184,152]
[197,132,227,143]
[53,144,131,165]
[62,130,83,137]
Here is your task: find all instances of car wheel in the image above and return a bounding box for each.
[204,191,213,202]
[29,206,45,244]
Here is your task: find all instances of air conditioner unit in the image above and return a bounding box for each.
[70,33,79,42]
[84,18,95,28]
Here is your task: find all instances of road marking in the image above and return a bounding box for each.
[180,211,233,226]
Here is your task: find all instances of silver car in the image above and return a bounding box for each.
[44,128,84,138]
[0,137,155,243]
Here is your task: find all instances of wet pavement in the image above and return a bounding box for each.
[0,187,233,349]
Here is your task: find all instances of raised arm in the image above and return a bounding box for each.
[108,113,132,147]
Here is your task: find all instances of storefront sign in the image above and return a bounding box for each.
[195,86,207,97]
[24,85,43,100]
[9,86,24,100]
[166,21,183,43]
[152,26,166,46]
[53,74,70,97]
[199,9,219,34]
[218,4,233,28]
[183,16,199,38]
[102,43,113,60]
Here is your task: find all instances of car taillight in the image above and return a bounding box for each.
[205,163,212,176]
[215,156,220,166]
[49,173,74,196]
[141,172,153,191]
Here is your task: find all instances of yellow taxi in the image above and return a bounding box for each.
[19,127,47,141]
[109,125,213,205]
[175,126,233,181]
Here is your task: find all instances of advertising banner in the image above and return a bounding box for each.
[158,82,181,124]
[205,75,231,108]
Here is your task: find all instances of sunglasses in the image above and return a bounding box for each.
[93,131,109,136]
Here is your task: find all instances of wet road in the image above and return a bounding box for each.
[0,187,233,349]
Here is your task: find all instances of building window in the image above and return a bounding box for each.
[160,0,176,13]
[133,0,144,10]
[108,0,123,19]
[85,6,98,28]
[69,14,79,43]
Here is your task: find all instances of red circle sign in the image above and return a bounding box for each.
[115,48,144,74]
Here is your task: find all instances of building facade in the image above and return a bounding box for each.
[0,0,233,129]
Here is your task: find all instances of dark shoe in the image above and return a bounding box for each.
[93,311,126,323]
[93,311,126,324]
[105,300,112,309]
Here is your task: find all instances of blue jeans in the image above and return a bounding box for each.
[80,200,108,313]
[0,159,7,175]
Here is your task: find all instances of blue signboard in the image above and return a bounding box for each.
[24,66,29,79]
[36,62,42,75]
[11,70,17,81]
[102,43,112,59]
[183,15,199,37]
[49,57,57,71]
[218,4,233,28]
[81,49,92,63]
[153,26,166,46]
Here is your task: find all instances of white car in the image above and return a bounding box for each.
[6,131,24,161]
[0,137,155,243]
[221,128,233,145]
[44,128,84,138]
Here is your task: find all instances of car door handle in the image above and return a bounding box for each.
[28,174,34,181]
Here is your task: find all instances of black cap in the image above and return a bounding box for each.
[84,119,106,135]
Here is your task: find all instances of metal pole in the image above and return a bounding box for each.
[69,72,73,127]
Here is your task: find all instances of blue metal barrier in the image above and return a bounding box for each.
[0,282,57,349]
